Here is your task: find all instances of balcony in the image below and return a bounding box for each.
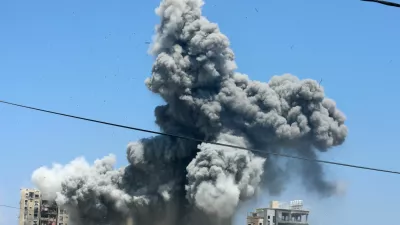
[276,218,309,225]
[41,200,58,216]
[41,209,58,215]
[40,217,57,225]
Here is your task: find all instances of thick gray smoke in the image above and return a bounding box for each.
[31,0,348,224]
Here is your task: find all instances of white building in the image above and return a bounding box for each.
[247,200,310,225]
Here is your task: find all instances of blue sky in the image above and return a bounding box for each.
[1,0,399,224]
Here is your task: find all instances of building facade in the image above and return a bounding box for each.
[18,188,69,225]
[247,200,310,225]
[57,207,70,225]
[19,189,41,225]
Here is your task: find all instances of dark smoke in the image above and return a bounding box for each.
[32,0,348,224]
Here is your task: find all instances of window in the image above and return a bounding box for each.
[59,216,64,221]
[268,216,270,219]
[259,223,262,225]
[59,223,63,225]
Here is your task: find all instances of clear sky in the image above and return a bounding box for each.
[1,0,399,224]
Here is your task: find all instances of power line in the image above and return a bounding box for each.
[1,100,400,175]
[361,0,400,8]
[0,204,20,210]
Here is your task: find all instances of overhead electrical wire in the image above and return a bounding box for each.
[361,0,400,8]
[0,204,20,210]
[1,99,400,175]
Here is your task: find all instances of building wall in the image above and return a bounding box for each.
[41,199,58,225]
[248,206,309,225]
[19,188,70,225]
[19,189,41,225]
[274,209,309,224]
[58,207,69,225]
[247,216,264,225]
[265,209,276,225]
[270,201,280,209]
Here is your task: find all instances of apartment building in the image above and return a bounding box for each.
[247,200,310,225]
[57,207,69,225]
[18,188,69,225]
[19,189,41,225]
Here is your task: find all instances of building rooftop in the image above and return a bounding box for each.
[264,200,309,211]
[247,200,310,225]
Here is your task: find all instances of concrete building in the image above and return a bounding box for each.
[40,199,58,225]
[18,188,69,225]
[57,207,70,225]
[247,200,310,225]
[19,189,41,225]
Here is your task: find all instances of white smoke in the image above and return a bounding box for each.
[31,0,348,224]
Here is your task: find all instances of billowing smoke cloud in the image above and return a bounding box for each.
[31,0,348,224]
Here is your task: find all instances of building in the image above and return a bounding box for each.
[57,207,70,225]
[247,200,310,225]
[19,189,41,225]
[18,188,69,225]
[40,199,58,225]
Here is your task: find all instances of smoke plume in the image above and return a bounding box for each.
[31,0,348,224]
